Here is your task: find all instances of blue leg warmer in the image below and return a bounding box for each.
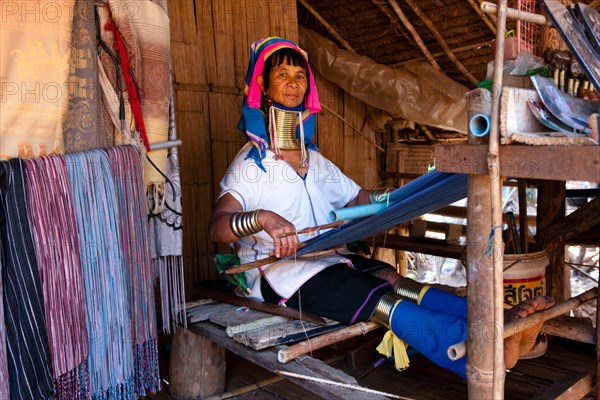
[419,287,467,320]
[389,300,467,378]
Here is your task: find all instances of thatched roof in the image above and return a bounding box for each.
[297,0,511,88]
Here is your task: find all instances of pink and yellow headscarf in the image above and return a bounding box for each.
[238,37,321,171]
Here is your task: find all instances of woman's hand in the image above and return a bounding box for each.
[258,210,300,258]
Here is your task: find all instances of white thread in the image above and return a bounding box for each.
[273,370,414,399]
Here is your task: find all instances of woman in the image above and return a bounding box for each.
[209,37,554,378]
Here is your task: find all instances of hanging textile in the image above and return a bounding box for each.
[0,235,9,400]
[151,87,185,333]
[0,1,74,159]
[296,171,469,257]
[106,146,160,395]
[24,155,90,400]
[65,150,135,399]
[0,159,54,400]
[97,0,170,189]
[64,0,110,152]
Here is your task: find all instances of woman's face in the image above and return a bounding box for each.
[264,60,308,108]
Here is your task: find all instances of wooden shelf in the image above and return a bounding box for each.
[435,144,600,182]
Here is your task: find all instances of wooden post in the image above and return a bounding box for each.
[466,163,495,397]
[169,327,226,399]
[536,180,568,303]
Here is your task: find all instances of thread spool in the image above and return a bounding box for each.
[469,114,491,137]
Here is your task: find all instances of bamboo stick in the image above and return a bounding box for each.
[386,0,441,70]
[403,0,479,85]
[481,1,552,26]
[320,104,385,152]
[467,0,497,35]
[277,221,345,238]
[224,247,338,275]
[448,288,598,361]
[277,322,381,363]
[488,1,508,397]
[298,0,354,52]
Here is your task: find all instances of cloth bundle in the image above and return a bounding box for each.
[0,146,160,400]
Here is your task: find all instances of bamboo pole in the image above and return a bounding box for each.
[449,288,598,360]
[277,221,345,238]
[277,321,381,363]
[402,0,479,85]
[481,1,552,26]
[386,0,441,70]
[467,0,497,35]
[297,0,355,52]
[487,1,509,397]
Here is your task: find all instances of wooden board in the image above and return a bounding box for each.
[435,144,600,182]
[232,318,344,350]
[186,301,238,324]
[210,308,290,337]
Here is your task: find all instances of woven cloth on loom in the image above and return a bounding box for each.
[296,171,468,257]
[0,159,54,400]
[24,155,90,400]
[106,146,160,395]
[65,149,136,399]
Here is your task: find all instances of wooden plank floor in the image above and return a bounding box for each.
[146,335,596,399]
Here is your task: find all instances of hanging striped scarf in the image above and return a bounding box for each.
[0,215,9,400]
[64,150,135,400]
[0,159,54,400]
[106,146,160,395]
[24,155,90,399]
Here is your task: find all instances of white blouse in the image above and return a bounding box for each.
[219,143,361,301]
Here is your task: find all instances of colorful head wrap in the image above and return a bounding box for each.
[238,37,321,171]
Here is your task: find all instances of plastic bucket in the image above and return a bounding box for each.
[503,250,549,358]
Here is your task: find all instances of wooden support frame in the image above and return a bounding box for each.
[402,0,479,84]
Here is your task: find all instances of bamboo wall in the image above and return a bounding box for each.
[168,0,378,298]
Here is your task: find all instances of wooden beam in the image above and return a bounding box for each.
[386,0,441,70]
[403,0,479,84]
[542,318,595,345]
[536,196,600,245]
[298,0,355,52]
[372,233,464,259]
[467,0,496,35]
[481,1,551,26]
[533,372,593,400]
[435,144,600,183]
